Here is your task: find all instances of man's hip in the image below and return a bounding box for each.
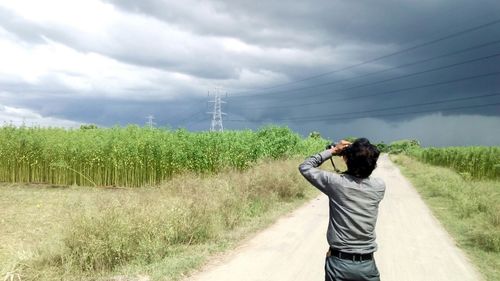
[325,249,380,281]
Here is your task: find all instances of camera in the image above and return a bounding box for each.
[326,142,336,150]
[326,142,351,156]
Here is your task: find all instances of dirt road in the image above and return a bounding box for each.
[186,155,482,281]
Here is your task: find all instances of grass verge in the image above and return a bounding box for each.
[0,157,333,281]
[391,154,500,281]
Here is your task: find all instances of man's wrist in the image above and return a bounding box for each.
[320,149,333,161]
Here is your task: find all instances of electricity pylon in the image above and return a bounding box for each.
[146,115,156,128]
[207,88,226,132]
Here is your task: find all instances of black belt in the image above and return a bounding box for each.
[329,249,373,261]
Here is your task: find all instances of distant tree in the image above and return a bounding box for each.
[389,139,421,154]
[308,131,321,139]
[80,124,98,130]
[375,142,389,153]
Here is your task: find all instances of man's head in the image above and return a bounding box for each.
[342,138,380,178]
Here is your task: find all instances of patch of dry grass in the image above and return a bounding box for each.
[0,157,341,280]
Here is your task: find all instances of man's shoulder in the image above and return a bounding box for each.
[368,176,386,190]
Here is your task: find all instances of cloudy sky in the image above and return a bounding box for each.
[0,0,499,146]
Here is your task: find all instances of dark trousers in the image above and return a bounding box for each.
[325,255,380,281]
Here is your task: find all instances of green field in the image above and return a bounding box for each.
[0,126,332,280]
[2,125,499,280]
[407,146,500,180]
[0,125,326,187]
[0,157,332,281]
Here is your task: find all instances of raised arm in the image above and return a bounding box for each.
[299,150,335,196]
[299,141,351,197]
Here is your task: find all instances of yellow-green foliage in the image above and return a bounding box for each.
[0,125,326,187]
[388,139,421,154]
[407,146,500,180]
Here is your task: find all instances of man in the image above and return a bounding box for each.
[299,138,385,281]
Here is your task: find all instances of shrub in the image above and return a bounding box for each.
[388,139,421,154]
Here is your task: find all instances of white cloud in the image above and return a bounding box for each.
[0,102,81,128]
[0,0,116,33]
[0,0,393,86]
[0,35,204,100]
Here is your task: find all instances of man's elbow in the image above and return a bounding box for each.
[298,163,309,176]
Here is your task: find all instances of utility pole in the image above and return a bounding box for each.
[207,87,226,132]
[146,115,156,128]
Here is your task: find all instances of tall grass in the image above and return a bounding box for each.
[0,125,326,187]
[407,146,500,180]
[9,159,316,280]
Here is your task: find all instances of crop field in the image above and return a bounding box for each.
[2,124,498,280]
[0,125,326,187]
[406,146,500,180]
[0,125,333,280]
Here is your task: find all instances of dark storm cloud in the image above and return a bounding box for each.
[106,0,500,47]
[104,0,500,97]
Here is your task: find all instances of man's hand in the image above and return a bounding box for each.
[331,140,351,155]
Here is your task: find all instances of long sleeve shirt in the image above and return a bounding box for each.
[299,150,385,254]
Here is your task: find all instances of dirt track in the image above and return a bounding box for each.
[185,155,482,281]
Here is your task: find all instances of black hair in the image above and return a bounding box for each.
[343,138,380,179]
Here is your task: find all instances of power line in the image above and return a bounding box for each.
[239,71,500,110]
[188,113,209,127]
[176,108,207,126]
[229,40,500,99]
[230,18,500,93]
[226,102,500,124]
[228,92,500,122]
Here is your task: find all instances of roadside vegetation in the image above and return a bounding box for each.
[407,146,500,180]
[0,157,338,281]
[381,139,499,180]
[0,126,333,280]
[3,124,497,280]
[391,154,500,281]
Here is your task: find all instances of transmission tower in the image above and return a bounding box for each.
[207,88,226,132]
[146,115,156,128]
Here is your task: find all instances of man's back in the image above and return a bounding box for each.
[299,139,384,281]
[326,173,385,254]
[299,150,385,253]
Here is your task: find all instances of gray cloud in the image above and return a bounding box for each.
[105,0,500,48]
[0,0,499,145]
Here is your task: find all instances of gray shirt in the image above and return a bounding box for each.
[299,150,385,254]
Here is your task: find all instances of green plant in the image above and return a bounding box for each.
[388,139,421,154]
[0,125,325,187]
[406,146,500,180]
